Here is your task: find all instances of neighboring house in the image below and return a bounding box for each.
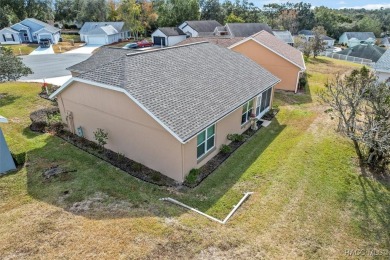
[223,23,273,37]
[67,47,130,77]
[374,49,390,83]
[273,30,294,46]
[177,30,305,93]
[0,18,61,44]
[0,116,16,174]
[229,30,306,93]
[151,27,187,46]
[298,29,335,47]
[380,37,390,47]
[338,32,376,47]
[178,20,222,37]
[79,22,130,45]
[50,42,279,182]
[336,44,386,62]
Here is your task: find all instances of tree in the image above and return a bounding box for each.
[224,13,244,23]
[357,16,381,37]
[200,0,223,23]
[319,67,390,171]
[107,0,120,21]
[76,0,108,23]
[156,0,200,27]
[0,47,32,82]
[311,26,327,58]
[119,0,143,39]
[55,0,78,23]
[294,36,311,59]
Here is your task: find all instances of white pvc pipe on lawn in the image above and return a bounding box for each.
[160,192,253,224]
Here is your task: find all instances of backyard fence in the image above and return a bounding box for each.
[321,51,375,67]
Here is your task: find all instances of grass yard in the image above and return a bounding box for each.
[0,57,389,258]
[52,42,83,53]
[1,44,39,55]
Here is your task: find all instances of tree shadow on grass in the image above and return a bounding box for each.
[0,93,20,107]
[25,119,286,220]
[354,173,390,248]
[22,126,42,139]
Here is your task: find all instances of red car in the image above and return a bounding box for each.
[137,40,154,48]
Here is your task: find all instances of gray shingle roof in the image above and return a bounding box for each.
[67,47,130,74]
[183,20,222,33]
[158,27,186,36]
[84,25,119,35]
[22,18,60,33]
[76,43,279,142]
[227,23,273,37]
[344,32,376,41]
[80,22,126,34]
[272,30,294,44]
[337,44,386,62]
[374,49,390,71]
[298,30,313,36]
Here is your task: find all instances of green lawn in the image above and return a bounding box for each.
[2,44,38,55]
[0,57,389,258]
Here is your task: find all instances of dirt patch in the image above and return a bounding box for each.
[42,165,76,181]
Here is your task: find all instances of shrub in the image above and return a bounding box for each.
[186,168,200,184]
[30,107,60,132]
[93,128,108,149]
[11,152,26,166]
[227,133,244,142]
[69,25,78,29]
[220,144,231,154]
[132,162,142,171]
[63,24,69,29]
[151,172,161,182]
[299,72,308,90]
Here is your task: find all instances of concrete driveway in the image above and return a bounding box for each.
[19,53,91,83]
[65,44,102,54]
[29,45,55,55]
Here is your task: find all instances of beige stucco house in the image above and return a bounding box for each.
[177,30,306,93]
[51,43,280,182]
[229,31,306,93]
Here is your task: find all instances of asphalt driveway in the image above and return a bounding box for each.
[20,53,91,80]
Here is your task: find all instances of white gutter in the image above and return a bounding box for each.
[160,192,253,224]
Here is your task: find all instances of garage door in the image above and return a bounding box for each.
[38,33,52,43]
[153,36,166,46]
[87,36,106,45]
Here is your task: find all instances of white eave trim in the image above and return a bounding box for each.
[49,77,186,144]
[228,37,306,71]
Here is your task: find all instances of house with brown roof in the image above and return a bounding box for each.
[50,43,279,182]
[178,30,305,93]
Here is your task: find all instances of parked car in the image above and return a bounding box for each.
[39,39,51,48]
[122,43,138,49]
[137,40,153,48]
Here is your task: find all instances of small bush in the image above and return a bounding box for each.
[132,162,142,171]
[186,168,200,184]
[93,128,108,149]
[116,152,126,163]
[11,152,26,166]
[299,72,308,90]
[151,172,161,182]
[63,24,69,29]
[220,144,232,154]
[30,107,60,132]
[227,133,244,142]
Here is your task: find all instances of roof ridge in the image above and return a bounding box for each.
[125,42,209,57]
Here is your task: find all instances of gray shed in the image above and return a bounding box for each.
[0,116,16,174]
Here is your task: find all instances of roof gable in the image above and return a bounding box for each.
[182,20,222,33]
[344,32,376,41]
[231,30,305,70]
[226,23,273,37]
[374,49,390,72]
[20,18,60,33]
[272,30,294,43]
[158,27,186,36]
[337,44,386,62]
[54,43,280,143]
[80,22,126,34]
[0,27,19,34]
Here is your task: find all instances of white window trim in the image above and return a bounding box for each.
[197,124,215,159]
[241,100,253,126]
[255,94,262,118]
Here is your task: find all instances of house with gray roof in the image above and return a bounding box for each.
[67,46,130,76]
[297,29,335,48]
[178,20,222,37]
[374,49,390,83]
[225,23,273,37]
[50,42,279,182]
[79,22,130,45]
[272,30,294,46]
[338,32,376,47]
[0,18,61,44]
[337,44,385,62]
[151,27,187,46]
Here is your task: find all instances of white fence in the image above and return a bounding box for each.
[321,51,375,67]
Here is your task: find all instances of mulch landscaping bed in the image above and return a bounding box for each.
[56,131,179,187]
[183,109,279,188]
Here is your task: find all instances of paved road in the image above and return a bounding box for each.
[20,53,91,80]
